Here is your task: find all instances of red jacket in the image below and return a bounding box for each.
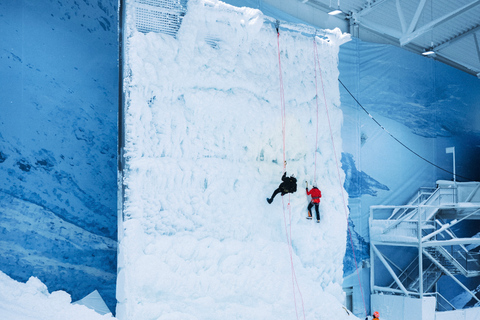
[306,187,322,203]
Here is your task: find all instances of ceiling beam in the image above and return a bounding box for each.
[355,0,392,18]
[434,24,480,51]
[400,0,480,46]
[347,15,480,77]
[434,51,480,77]
[405,0,427,35]
[351,17,403,40]
[396,0,406,33]
[474,32,480,63]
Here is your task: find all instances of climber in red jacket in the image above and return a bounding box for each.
[306,185,322,222]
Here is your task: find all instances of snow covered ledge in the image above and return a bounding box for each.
[119,0,352,319]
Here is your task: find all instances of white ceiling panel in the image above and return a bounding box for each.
[272,0,480,77]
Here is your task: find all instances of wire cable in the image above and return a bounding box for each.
[338,78,472,182]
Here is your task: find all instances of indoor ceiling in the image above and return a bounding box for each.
[266,0,480,78]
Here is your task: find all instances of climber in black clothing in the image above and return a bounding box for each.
[267,172,297,204]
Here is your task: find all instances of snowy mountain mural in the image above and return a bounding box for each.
[0,0,118,312]
[341,152,389,198]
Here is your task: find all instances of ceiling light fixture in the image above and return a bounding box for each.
[328,0,342,15]
[422,50,435,56]
[328,9,342,15]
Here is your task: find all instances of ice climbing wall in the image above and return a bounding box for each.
[118,0,353,319]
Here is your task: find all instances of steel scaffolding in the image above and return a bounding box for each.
[370,180,480,312]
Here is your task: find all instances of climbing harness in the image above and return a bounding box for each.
[313,37,368,318]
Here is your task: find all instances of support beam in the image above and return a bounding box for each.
[418,210,423,296]
[371,240,418,247]
[421,220,455,242]
[395,0,406,33]
[422,209,480,242]
[475,32,480,63]
[372,286,416,296]
[465,182,480,202]
[435,220,469,254]
[370,212,375,297]
[372,244,410,296]
[424,238,480,247]
[423,249,480,303]
[400,0,480,46]
[351,15,403,40]
[405,0,427,35]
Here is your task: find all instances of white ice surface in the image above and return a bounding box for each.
[119,1,355,319]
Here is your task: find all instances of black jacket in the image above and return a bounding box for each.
[280,172,297,193]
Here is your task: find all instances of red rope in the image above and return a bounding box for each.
[313,38,368,318]
[282,196,306,320]
[277,31,287,173]
[312,38,320,186]
[278,30,306,320]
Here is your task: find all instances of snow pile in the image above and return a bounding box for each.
[0,271,114,320]
[119,0,353,319]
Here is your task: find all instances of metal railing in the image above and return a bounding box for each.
[133,0,187,36]
[424,292,456,311]
[445,246,480,273]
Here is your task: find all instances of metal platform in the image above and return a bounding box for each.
[369,180,480,315]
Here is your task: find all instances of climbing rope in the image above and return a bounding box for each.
[277,28,287,174]
[277,24,306,320]
[314,37,368,318]
[312,38,321,186]
[282,196,306,320]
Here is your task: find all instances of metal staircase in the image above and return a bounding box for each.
[369,180,480,311]
[387,256,443,293]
